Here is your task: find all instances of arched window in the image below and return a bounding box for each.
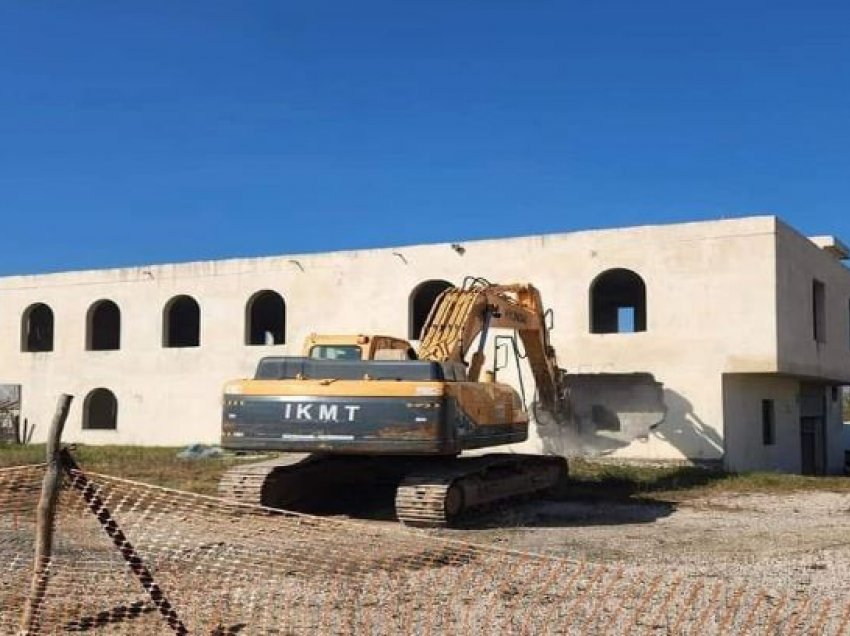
[83,388,117,430]
[163,295,200,348]
[409,279,453,340]
[86,300,121,351]
[245,290,286,345]
[21,303,54,352]
[589,269,647,334]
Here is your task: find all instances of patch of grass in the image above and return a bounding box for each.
[0,443,45,468]
[0,444,263,496]
[694,471,850,495]
[564,458,850,502]
[4,445,849,500]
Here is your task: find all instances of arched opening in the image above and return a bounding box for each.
[245,290,286,345]
[83,388,118,430]
[589,269,647,334]
[409,279,453,340]
[21,303,54,352]
[163,295,201,348]
[87,300,121,351]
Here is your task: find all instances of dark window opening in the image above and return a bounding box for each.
[590,269,647,334]
[592,404,621,431]
[21,303,54,352]
[246,290,286,345]
[762,399,775,446]
[409,279,453,340]
[87,300,121,351]
[83,388,117,430]
[813,279,826,343]
[163,295,200,348]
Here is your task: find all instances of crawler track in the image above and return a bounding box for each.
[395,473,460,527]
[396,455,569,528]
[217,454,316,508]
[219,453,567,526]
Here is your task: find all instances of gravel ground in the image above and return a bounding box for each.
[444,490,850,597]
[3,467,850,634]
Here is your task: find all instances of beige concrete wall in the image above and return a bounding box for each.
[722,374,802,472]
[776,220,850,383]
[544,216,779,462]
[0,215,847,471]
[723,376,847,474]
[720,222,850,474]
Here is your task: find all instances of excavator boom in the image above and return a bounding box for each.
[418,278,565,414]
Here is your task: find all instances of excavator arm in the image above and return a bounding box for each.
[417,278,566,415]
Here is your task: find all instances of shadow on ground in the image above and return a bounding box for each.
[455,496,677,530]
[285,464,730,529]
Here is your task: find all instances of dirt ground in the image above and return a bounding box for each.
[259,467,850,599]
[436,490,850,597]
[4,463,850,634]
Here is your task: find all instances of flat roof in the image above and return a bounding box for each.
[808,235,850,260]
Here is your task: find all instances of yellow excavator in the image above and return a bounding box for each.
[219,278,574,526]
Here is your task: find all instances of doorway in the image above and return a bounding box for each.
[799,385,826,475]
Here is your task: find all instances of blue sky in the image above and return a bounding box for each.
[1,1,848,275]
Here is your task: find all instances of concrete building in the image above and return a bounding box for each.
[1,215,849,473]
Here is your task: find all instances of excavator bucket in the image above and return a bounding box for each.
[534,373,667,457]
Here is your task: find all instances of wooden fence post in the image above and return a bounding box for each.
[18,394,73,635]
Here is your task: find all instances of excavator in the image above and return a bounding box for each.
[219,278,575,526]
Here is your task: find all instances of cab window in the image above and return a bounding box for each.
[309,345,362,360]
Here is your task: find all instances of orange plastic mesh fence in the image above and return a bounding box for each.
[1,463,849,635]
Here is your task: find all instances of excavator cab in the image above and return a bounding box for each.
[303,334,416,361]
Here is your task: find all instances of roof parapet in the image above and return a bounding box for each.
[808,235,849,261]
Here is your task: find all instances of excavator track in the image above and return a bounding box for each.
[394,473,462,527]
[220,453,567,526]
[395,454,568,528]
[217,453,317,508]
[218,454,407,511]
